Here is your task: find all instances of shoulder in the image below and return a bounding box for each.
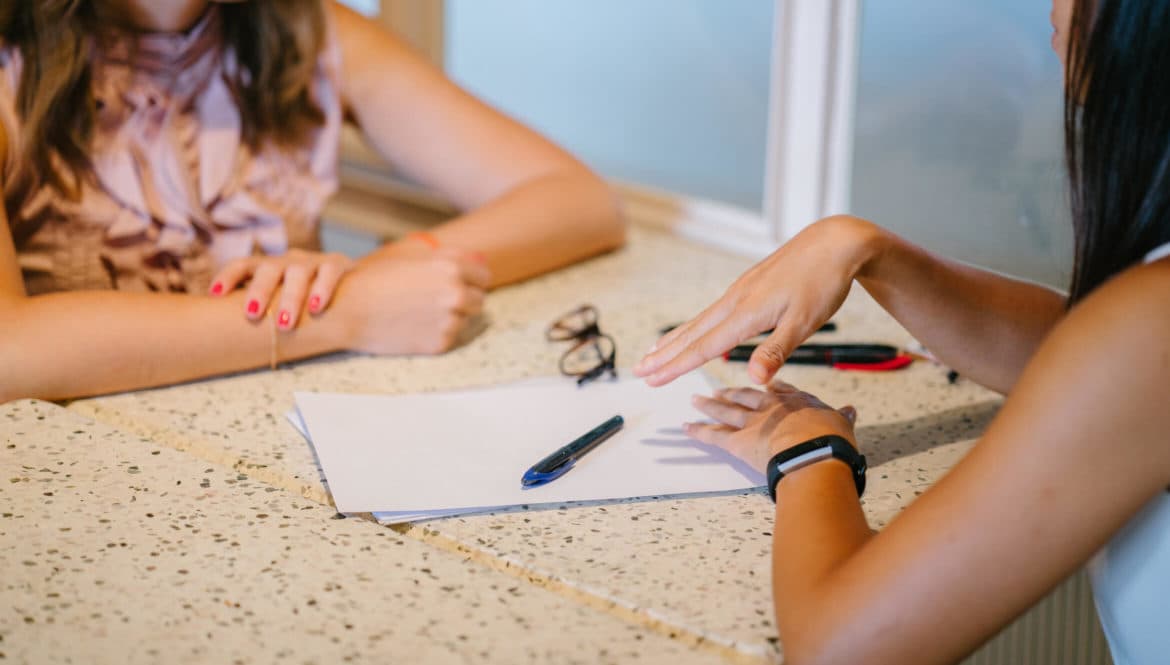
[325,1,415,70]
[1052,259,1170,367]
[1027,258,1170,429]
[326,1,382,39]
[1064,258,1170,341]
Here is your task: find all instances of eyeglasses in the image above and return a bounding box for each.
[546,305,617,386]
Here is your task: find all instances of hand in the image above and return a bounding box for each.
[210,249,354,330]
[333,248,491,355]
[634,215,887,386]
[687,381,858,474]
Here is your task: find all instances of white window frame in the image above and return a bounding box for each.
[625,0,860,257]
[329,0,861,257]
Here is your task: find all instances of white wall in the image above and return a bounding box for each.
[445,0,774,212]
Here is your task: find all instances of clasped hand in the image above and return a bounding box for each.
[209,246,490,355]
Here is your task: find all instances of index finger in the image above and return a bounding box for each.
[634,300,730,377]
[642,322,755,387]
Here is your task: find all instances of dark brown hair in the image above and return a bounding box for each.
[1065,0,1170,303]
[0,1,326,210]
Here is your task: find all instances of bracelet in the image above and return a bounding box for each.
[406,231,441,251]
[766,435,866,501]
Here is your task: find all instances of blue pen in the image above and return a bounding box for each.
[521,415,625,488]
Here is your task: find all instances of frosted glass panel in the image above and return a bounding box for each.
[445,1,774,211]
[850,1,1072,286]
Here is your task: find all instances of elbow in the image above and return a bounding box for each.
[781,625,909,665]
[782,636,835,665]
[0,344,19,405]
[0,300,34,405]
[776,605,872,665]
[576,168,627,253]
[780,622,830,665]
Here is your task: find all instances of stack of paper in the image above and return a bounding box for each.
[290,373,764,523]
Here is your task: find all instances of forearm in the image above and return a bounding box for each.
[0,291,347,402]
[331,2,624,287]
[771,462,872,663]
[425,169,624,287]
[855,222,1066,394]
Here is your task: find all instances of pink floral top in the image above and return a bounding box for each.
[0,7,342,294]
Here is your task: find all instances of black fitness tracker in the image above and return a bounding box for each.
[766,434,867,501]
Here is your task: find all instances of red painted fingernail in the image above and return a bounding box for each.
[247,299,260,315]
[308,295,321,313]
[210,282,223,296]
[278,310,291,329]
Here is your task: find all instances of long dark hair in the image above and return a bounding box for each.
[1065,0,1170,303]
[0,0,325,207]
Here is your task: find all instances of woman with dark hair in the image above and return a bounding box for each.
[635,0,1168,662]
[0,1,623,402]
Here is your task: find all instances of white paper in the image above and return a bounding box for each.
[292,373,764,521]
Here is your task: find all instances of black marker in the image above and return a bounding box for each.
[725,343,914,371]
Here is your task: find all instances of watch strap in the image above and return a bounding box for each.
[767,434,866,501]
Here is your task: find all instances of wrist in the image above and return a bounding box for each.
[766,434,866,501]
[312,279,363,353]
[772,457,858,500]
[846,218,896,283]
[768,430,857,459]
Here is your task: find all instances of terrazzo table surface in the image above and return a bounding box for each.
[1,400,717,664]
[56,226,1003,662]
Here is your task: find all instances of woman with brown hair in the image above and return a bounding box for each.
[0,0,624,402]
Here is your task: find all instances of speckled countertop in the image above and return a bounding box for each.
[8,227,1003,663]
[1,400,720,664]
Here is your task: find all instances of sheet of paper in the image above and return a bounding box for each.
[288,410,489,522]
[293,373,764,518]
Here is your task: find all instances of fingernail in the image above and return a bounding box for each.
[247,299,260,315]
[210,282,223,296]
[278,310,291,329]
[308,295,321,313]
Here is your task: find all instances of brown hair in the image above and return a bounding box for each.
[0,0,326,217]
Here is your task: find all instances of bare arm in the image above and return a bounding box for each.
[330,2,625,287]
[0,215,347,402]
[637,216,1065,394]
[0,222,492,402]
[687,261,1170,664]
[855,222,1066,393]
